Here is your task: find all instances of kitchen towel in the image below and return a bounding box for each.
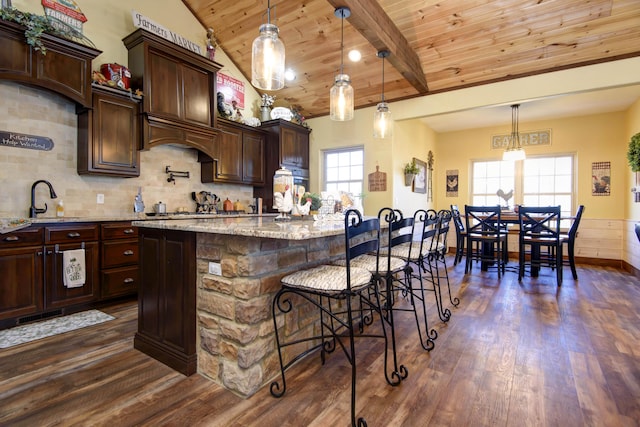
[63,249,85,288]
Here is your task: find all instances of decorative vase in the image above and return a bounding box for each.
[404,173,415,186]
[260,106,271,122]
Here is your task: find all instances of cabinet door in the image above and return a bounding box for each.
[243,131,265,185]
[44,241,99,309]
[148,50,181,120]
[78,91,140,177]
[0,246,43,321]
[213,124,243,183]
[280,126,309,169]
[182,63,212,127]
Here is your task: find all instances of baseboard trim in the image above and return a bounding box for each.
[622,260,640,278]
[448,247,623,270]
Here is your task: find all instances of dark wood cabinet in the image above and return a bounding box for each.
[135,228,196,375]
[280,124,310,171]
[77,86,141,177]
[200,119,265,185]
[0,222,137,329]
[100,222,138,299]
[0,19,101,107]
[44,224,99,309]
[255,119,311,211]
[123,29,221,160]
[0,228,44,325]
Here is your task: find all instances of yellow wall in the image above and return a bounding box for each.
[308,105,436,216]
[438,112,627,219]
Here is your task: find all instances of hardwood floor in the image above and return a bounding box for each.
[1,258,639,426]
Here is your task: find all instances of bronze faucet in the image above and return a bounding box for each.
[30,180,57,218]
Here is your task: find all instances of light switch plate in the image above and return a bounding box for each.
[208,261,222,275]
[96,194,104,204]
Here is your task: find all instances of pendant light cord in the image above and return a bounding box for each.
[339,10,345,75]
[381,55,385,102]
[512,104,520,147]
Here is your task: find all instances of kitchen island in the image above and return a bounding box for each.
[131,216,349,397]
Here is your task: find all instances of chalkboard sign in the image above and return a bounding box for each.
[0,131,54,151]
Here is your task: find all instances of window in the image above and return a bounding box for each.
[471,154,574,217]
[323,147,364,195]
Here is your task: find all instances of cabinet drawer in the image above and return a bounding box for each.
[45,224,99,243]
[101,222,138,240]
[0,227,43,248]
[102,239,139,268]
[101,266,138,298]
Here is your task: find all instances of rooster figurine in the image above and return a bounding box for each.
[496,189,513,208]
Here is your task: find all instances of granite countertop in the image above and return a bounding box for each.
[132,215,348,240]
[0,213,267,234]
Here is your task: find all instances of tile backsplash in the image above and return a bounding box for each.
[0,81,254,218]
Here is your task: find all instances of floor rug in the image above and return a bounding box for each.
[0,310,115,349]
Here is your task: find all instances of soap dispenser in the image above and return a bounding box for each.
[56,200,64,217]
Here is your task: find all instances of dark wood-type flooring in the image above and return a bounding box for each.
[1,257,639,426]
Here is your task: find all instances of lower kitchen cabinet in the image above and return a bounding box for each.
[100,222,139,298]
[0,221,137,330]
[135,227,196,375]
[44,224,100,310]
[0,227,44,323]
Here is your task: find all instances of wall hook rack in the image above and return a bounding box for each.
[166,166,190,185]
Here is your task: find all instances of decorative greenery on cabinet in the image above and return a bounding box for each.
[0,7,88,53]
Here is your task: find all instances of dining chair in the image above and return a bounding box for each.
[464,205,508,277]
[518,205,563,286]
[560,204,585,280]
[450,204,467,265]
[270,209,405,427]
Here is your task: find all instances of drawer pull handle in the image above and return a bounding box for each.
[67,232,81,238]
[123,278,135,284]
[123,228,135,234]
[4,236,19,242]
[123,250,134,256]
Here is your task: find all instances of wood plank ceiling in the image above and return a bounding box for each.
[182,0,640,119]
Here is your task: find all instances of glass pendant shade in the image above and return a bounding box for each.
[330,7,353,121]
[330,73,354,121]
[502,104,526,161]
[251,22,285,90]
[373,50,392,138]
[373,102,392,138]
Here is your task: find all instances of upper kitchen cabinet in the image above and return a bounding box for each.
[123,29,222,159]
[199,119,265,185]
[0,19,101,107]
[77,85,141,177]
[255,119,311,212]
[260,119,311,176]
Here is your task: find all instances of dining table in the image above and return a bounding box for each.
[472,208,574,275]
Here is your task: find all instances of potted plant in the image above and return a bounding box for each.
[404,160,419,186]
[627,132,640,172]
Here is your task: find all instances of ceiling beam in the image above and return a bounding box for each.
[327,0,429,93]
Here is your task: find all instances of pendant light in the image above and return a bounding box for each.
[503,104,526,161]
[373,50,392,138]
[251,0,285,91]
[330,6,354,121]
